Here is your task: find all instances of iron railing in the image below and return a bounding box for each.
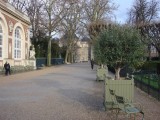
[134,71,160,101]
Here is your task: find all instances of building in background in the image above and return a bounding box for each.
[59,35,89,63]
[75,38,89,62]
[0,0,35,67]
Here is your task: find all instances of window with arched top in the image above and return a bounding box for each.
[14,27,21,59]
[0,24,2,58]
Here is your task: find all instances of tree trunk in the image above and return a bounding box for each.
[47,38,51,66]
[47,11,52,66]
[71,53,74,63]
[100,64,104,68]
[68,53,71,63]
[65,43,72,63]
[115,68,121,80]
[65,49,69,63]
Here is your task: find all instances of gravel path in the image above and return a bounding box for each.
[0,63,159,120]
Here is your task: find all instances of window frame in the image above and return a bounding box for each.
[0,24,3,59]
[14,27,21,59]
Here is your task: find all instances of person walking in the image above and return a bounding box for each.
[90,59,94,70]
[4,61,11,76]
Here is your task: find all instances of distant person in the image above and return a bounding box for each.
[90,59,94,70]
[4,61,11,76]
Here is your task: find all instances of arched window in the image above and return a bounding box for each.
[14,27,21,59]
[0,25,2,58]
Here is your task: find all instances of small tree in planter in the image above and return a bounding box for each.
[94,25,145,80]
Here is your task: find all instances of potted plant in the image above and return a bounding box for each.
[94,24,145,110]
[96,64,108,81]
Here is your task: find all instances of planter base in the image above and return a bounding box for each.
[96,68,108,81]
[104,79,134,110]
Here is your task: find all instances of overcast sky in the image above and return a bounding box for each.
[113,0,134,23]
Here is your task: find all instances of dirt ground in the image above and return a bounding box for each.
[0,63,159,120]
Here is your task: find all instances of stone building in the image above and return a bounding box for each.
[75,39,89,62]
[0,0,35,67]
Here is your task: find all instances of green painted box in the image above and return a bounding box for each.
[96,68,108,81]
[104,78,134,110]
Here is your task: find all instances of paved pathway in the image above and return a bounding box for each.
[0,63,159,120]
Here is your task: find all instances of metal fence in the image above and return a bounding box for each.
[134,71,160,101]
[36,58,64,67]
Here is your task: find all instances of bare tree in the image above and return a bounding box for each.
[26,0,44,38]
[60,0,84,63]
[83,0,115,23]
[128,0,159,26]
[140,23,160,58]
[41,0,69,66]
[8,0,44,37]
[82,0,116,60]
[128,0,160,59]
[8,0,27,12]
[83,0,115,38]
[25,0,47,58]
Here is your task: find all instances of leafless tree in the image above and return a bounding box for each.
[8,0,27,12]
[41,0,69,66]
[82,0,116,60]
[83,0,115,23]
[83,0,115,38]
[128,0,159,26]
[8,0,44,37]
[60,0,84,63]
[140,23,160,58]
[26,0,44,38]
[128,0,160,59]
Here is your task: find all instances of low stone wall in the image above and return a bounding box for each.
[0,59,36,68]
[0,65,35,75]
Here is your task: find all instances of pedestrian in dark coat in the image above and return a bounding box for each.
[90,59,94,70]
[4,61,11,76]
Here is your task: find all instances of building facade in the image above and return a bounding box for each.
[0,0,34,67]
[75,40,89,62]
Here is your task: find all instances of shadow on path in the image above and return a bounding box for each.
[58,88,104,112]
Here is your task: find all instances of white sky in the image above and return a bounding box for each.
[113,0,134,24]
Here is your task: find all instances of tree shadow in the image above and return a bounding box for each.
[58,88,104,111]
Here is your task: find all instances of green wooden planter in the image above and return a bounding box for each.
[96,68,108,81]
[104,78,134,110]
